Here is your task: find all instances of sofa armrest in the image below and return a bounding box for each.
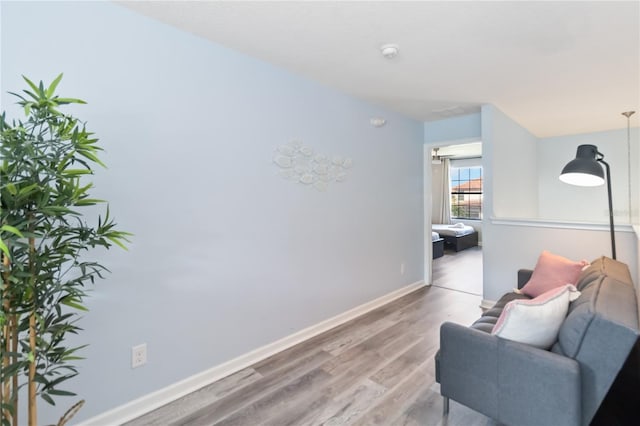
[438,322,581,426]
[438,322,500,419]
[517,268,533,289]
[497,338,581,426]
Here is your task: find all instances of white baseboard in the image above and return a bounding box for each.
[78,280,426,426]
[480,298,496,310]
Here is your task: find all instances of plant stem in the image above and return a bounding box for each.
[10,313,18,426]
[28,230,37,426]
[28,312,36,426]
[1,251,14,425]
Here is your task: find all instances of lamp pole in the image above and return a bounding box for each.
[622,111,635,224]
[597,156,616,260]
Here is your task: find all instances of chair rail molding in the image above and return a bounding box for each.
[490,217,635,233]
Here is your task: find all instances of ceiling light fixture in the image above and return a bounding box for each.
[380,44,399,59]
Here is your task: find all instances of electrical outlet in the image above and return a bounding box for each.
[131,343,147,368]
[400,262,406,275]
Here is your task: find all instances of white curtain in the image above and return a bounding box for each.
[432,158,451,224]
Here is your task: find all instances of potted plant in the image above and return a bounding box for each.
[0,74,130,426]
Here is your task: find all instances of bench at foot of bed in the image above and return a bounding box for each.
[443,232,478,252]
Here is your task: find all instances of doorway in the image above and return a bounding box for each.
[426,141,483,296]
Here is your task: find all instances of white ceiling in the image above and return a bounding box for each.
[119,0,640,138]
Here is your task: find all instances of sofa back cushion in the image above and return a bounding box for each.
[551,256,639,425]
[575,256,634,292]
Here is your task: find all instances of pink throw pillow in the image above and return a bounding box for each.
[520,251,588,298]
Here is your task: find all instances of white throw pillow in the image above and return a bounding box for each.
[491,285,581,349]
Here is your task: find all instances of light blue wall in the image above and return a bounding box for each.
[1,2,424,422]
[424,112,481,145]
[486,106,538,218]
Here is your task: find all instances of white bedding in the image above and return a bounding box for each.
[432,223,475,237]
[432,231,441,241]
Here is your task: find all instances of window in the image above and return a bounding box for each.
[450,166,483,219]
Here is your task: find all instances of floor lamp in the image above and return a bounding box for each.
[559,144,616,259]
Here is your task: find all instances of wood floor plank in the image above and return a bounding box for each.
[370,337,438,389]
[314,380,387,426]
[212,367,333,426]
[321,320,419,377]
[432,246,483,295]
[394,387,446,426]
[351,361,434,426]
[124,368,263,426]
[176,350,333,425]
[321,315,396,356]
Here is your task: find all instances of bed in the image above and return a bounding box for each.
[432,231,444,259]
[432,223,478,252]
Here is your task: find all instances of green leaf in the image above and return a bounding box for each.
[55,97,87,105]
[41,393,55,406]
[22,89,39,102]
[47,389,77,397]
[0,225,23,238]
[105,235,128,250]
[61,299,88,312]
[0,239,9,258]
[75,198,105,206]
[22,75,39,94]
[6,182,17,195]
[77,149,106,168]
[46,73,64,97]
[63,169,92,176]
[18,183,39,196]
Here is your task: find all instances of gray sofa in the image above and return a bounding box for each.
[435,256,640,426]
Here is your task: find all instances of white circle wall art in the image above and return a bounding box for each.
[299,173,315,184]
[273,155,293,168]
[314,154,328,164]
[273,139,353,191]
[313,163,329,175]
[335,171,348,182]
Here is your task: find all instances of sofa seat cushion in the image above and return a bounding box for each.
[470,292,530,333]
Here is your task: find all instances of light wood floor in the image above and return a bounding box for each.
[127,257,494,425]
[432,246,482,295]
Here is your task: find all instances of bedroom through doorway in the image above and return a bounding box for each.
[430,142,483,296]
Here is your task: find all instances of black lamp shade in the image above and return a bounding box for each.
[559,144,605,187]
[559,143,616,259]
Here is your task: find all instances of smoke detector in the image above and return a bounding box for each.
[370,117,387,127]
[380,44,399,59]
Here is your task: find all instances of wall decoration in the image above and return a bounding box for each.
[273,139,352,191]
